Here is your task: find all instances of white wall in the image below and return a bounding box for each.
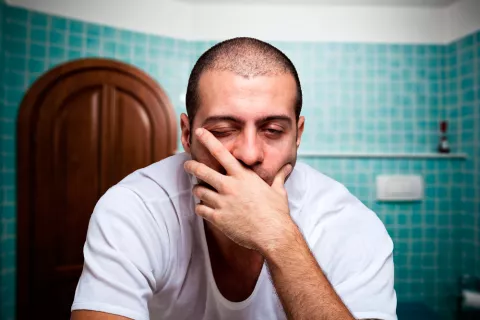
[5,0,480,43]
[446,0,480,42]
[5,0,194,40]
[190,4,446,43]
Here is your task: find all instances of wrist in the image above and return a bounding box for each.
[259,220,304,261]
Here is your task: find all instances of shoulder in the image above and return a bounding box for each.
[86,154,195,276]
[89,152,196,261]
[91,152,193,229]
[293,162,393,276]
[289,162,352,208]
[116,152,192,203]
[289,161,365,227]
[93,152,197,239]
[294,165,396,317]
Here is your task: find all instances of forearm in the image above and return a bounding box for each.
[261,223,354,320]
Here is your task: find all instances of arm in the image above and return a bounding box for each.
[261,223,354,320]
[184,128,354,319]
[71,186,168,320]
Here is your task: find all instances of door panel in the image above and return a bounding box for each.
[114,90,154,183]
[17,59,177,320]
[57,87,101,265]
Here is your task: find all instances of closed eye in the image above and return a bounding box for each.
[266,129,282,134]
[210,130,236,138]
[263,128,284,138]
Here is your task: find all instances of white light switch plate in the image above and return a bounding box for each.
[376,175,424,201]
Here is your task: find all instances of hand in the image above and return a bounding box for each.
[184,128,296,253]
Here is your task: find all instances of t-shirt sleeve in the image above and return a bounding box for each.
[310,195,397,320]
[71,186,170,320]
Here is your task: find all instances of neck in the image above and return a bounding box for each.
[204,221,264,270]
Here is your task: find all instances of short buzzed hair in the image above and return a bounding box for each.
[185,37,303,127]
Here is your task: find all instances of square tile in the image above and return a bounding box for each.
[5,5,28,23]
[29,43,46,58]
[68,34,83,48]
[50,46,66,60]
[30,11,48,28]
[5,55,25,72]
[6,21,27,39]
[51,16,67,30]
[27,58,45,73]
[49,30,66,46]
[69,20,84,34]
[30,27,47,43]
[86,24,101,38]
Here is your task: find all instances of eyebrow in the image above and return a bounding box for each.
[201,115,293,127]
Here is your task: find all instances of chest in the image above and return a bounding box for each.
[209,256,263,302]
[147,253,285,320]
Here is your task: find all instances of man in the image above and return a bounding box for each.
[71,37,396,320]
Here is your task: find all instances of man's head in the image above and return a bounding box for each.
[181,37,305,186]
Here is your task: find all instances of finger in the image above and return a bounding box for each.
[184,160,225,192]
[193,185,221,209]
[272,164,292,191]
[194,128,243,176]
[195,203,217,223]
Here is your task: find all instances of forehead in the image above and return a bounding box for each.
[195,70,297,120]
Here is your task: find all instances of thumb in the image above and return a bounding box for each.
[272,164,292,191]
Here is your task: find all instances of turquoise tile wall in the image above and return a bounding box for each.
[448,32,480,276]
[0,4,478,320]
[0,0,4,314]
[269,42,445,154]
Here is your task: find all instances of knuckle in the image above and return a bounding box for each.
[189,163,199,174]
[209,210,219,222]
[218,178,231,193]
[196,166,207,178]
[196,187,205,198]
[211,145,225,157]
[195,204,204,215]
[218,175,227,187]
[203,189,211,199]
[204,171,213,183]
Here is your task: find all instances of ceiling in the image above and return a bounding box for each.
[178,0,458,7]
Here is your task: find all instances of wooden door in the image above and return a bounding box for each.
[16,58,177,319]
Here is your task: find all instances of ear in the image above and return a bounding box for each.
[180,113,192,153]
[296,116,305,149]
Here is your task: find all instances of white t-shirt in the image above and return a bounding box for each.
[72,152,397,320]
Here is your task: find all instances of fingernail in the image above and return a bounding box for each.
[195,128,204,137]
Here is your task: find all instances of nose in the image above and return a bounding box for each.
[231,130,264,167]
